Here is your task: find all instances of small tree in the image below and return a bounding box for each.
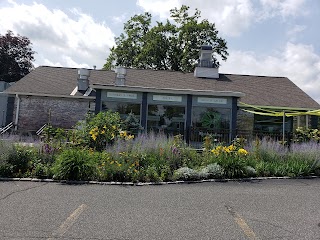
[0,30,35,82]
[123,112,143,135]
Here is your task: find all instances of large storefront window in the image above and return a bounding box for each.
[147,105,185,135]
[192,107,230,130]
[191,107,231,144]
[102,102,141,120]
[254,115,292,133]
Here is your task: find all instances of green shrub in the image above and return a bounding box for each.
[71,111,122,151]
[7,145,37,177]
[173,167,199,181]
[245,166,257,177]
[53,148,99,180]
[31,159,53,179]
[293,127,320,143]
[0,163,12,177]
[218,157,247,179]
[144,166,162,182]
[198,163,223,179]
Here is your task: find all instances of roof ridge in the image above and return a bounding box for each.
[38,65,112,72]
[37,66,287,78]
[220,73,287,78]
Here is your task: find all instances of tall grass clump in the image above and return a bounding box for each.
[52,148,100,181]
[103,133,202,182]
[247,137,320,177]
[0,139,15,177]
[0,136,56,178]
[247,137,288,162]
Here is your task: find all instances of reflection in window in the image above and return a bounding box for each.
[192,107,230,130]
[254,115,292,133]
[102,102,141,120]
[147,105,185,135]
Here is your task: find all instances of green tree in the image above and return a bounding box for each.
[104,5,228,72]
[0,30,35,82]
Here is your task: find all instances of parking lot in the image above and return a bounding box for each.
[1,178,320,240]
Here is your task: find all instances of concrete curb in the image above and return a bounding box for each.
[1,175,319,186]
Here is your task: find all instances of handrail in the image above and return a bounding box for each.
[36,124,47,136]
[0,122,13,134]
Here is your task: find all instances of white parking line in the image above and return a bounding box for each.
[48,204,87,240]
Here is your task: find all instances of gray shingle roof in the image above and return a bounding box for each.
[5,66,320,109]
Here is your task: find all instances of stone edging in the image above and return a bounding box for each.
[0,176,319,186]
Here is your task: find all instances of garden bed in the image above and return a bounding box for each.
[1,111,320,182]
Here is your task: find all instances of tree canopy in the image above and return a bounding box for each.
[0,30,35,82]
[103,5,228,72]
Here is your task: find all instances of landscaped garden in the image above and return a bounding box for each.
[1,111,320,182]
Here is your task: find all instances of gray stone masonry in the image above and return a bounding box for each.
[13,96,91,131]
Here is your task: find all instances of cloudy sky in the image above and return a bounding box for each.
[0,0,319,104]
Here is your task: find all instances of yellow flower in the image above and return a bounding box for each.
[238,148,248,155]
[223,146,230,153]
[110,161,114,164]
[228,145,236,151]
[91,134,97,141]
[101,130,105,134]
[125,134,134,140]
[89,127,98,134]
[117,163,122,167]
[211,149,219,156]
[120,130,127,138]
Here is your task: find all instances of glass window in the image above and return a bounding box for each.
[102,102,141,120]
[254,115,292,133]
[192,107,230,130]
[147,105,185,135]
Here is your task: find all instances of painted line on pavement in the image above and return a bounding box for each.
[48,203,87,240]
[225,205,259,240]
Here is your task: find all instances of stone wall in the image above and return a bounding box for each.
[13,96,92,131]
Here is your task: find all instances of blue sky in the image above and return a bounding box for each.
[0,0,319,104]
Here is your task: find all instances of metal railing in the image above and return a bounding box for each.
[188,128,293,147]
[0,122,13,134]
[36,124,47,136]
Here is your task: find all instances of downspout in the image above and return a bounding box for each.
[14,94,20,131]
[282,111,285,145]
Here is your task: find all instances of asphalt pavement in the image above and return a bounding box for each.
[1,178,320,240]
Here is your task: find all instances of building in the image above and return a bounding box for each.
[4,47,320,143]
[0,81,14,129]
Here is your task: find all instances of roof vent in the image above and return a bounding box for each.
[77,68,90,91]
[114,66,127,86]
[194,45,219,79]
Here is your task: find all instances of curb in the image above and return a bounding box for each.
[1,176,319,186]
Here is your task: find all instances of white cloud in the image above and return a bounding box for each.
[220,42,320,104]
[259,0,307,19]
[137,0,254,36]
[137,0,309,37]
[0,1,115,69]
[137,0,180,19]
[286,24,306,41]
[111,13,128,24]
